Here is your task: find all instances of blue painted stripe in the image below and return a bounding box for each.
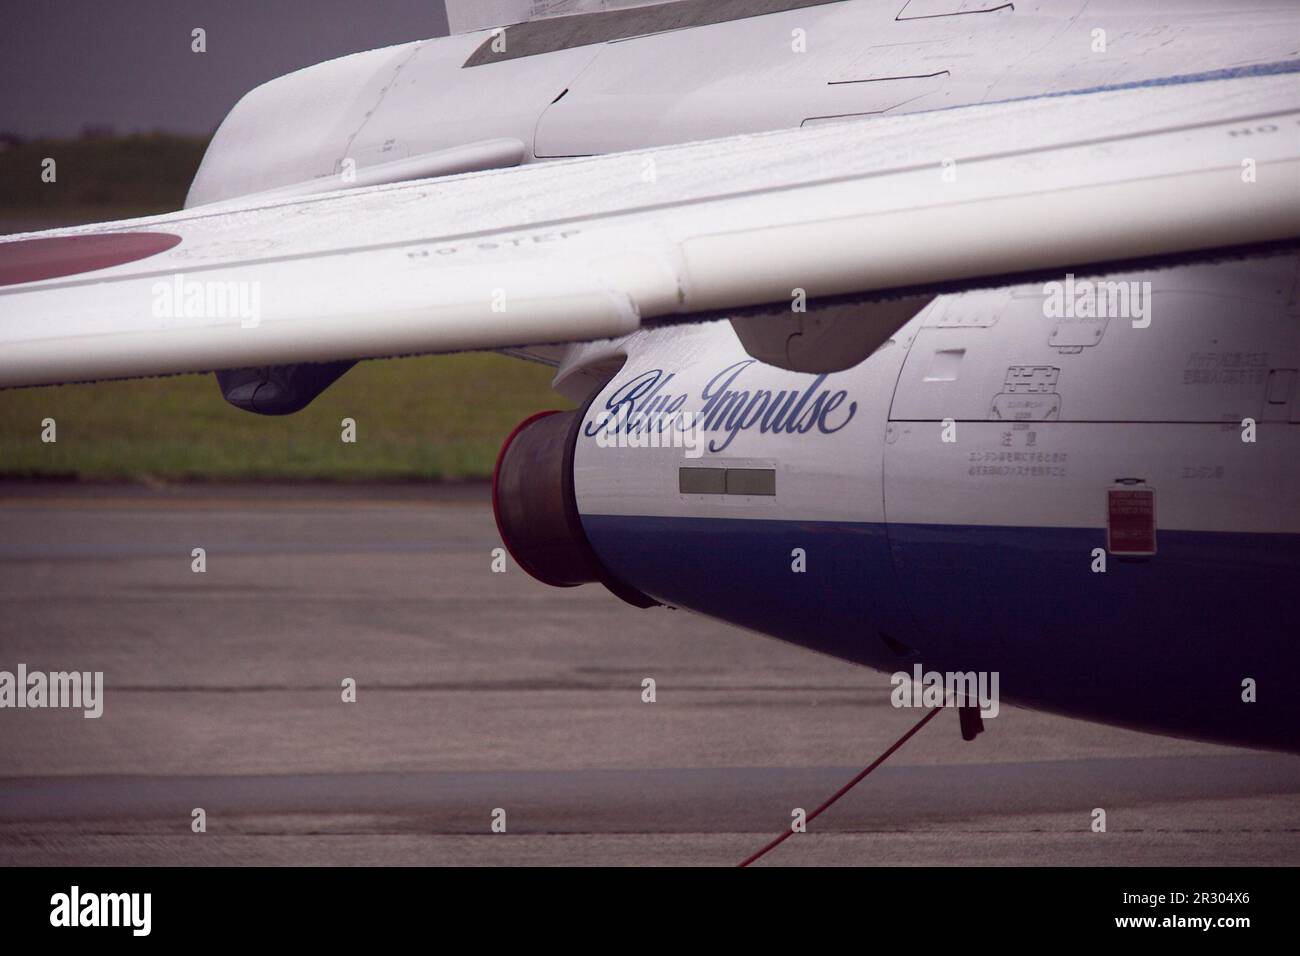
[582,513,1300,751]
[583,513,915,669]
[928,58,1300,116]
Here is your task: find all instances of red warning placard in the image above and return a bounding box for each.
[1108,487,1157,556]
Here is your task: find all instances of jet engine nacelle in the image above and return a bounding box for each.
[496,255,1300,752]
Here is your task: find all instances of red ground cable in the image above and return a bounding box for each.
[738,705,945,867]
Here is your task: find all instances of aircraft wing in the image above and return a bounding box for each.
[1,71,1297,389]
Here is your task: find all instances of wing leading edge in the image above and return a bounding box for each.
[1,72,1297,389]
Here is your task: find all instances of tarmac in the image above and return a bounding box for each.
[0,481,1296,866]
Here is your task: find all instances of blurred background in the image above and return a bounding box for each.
[0,0,561,481]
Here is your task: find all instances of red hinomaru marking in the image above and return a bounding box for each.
[0,232,182,287]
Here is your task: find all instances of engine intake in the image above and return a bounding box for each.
[492,408,657,607]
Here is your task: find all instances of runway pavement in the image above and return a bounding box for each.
[0,481,1297,866]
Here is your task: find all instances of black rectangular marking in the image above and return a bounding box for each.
[464,0,846,67]
[725,468,777,495]
[680,466,776,496]
[679,467,727,494]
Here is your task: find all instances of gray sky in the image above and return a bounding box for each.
[0,1,450,138]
